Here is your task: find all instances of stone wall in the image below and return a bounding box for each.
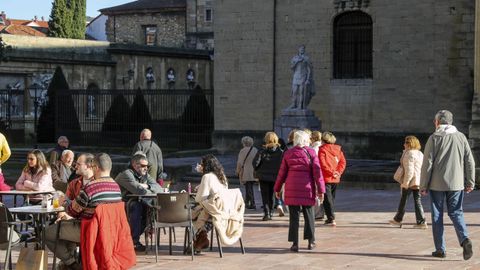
[214,0,475,157]
[186,0,214,49]
[105,12,186,47]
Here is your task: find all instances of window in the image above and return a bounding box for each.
[144,26,157,46]
[205,8,213,22]
[333,11,372,79]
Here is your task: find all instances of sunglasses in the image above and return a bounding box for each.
[139,164,149,168]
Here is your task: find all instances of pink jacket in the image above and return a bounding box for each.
[16,168,54,200]
[274,146,325,206]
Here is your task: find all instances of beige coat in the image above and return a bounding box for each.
[400,149,423,189]
[200,188,245,246]
[236,146,258,184]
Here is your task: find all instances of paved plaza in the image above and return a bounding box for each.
[2,187,480,269]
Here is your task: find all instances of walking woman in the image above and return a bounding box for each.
[274,130,325,252]
[236,136,258,209]
[389,135,427,228]
[252,132,284,221]
[318,132,346,226]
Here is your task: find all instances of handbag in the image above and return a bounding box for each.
[16,246,48,270]
[393,151,406,184]
[393,166,404,183]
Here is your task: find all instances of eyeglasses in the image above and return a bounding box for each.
[139,164,149,168]
[27,158,35,161]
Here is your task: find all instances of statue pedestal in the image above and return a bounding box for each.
[274,109,321,141]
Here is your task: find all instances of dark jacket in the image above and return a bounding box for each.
[252,146,283,182]
[132,140,163,180]
[51,160,74,193]
[114,167,163,201]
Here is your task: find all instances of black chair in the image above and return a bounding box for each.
[153,193,194,261]
[209,227,245,258]
[0,203,32,270]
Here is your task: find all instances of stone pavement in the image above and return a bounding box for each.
[3,186,480,269]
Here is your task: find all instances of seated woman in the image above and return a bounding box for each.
[15,149,54,203]
[193,154,228,253]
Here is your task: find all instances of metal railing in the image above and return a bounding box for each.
[54,88,214,149]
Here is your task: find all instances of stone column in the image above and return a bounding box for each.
[469,0,480,179]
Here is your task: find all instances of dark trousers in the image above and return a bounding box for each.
[394,188,425,224]
[288,205,315,244]
[244,181,256,207]
[259,181,275,216]
[128,200,148,244]
[323,183,337,221]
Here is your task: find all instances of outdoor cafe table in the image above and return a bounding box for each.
[9,205,64,249]
[0,190,55,206]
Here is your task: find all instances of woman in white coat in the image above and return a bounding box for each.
[389,136,427,228]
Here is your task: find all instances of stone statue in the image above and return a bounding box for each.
[288,45,315,110]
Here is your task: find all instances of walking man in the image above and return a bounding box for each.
[420,110,475,260]
[132,129,164,182]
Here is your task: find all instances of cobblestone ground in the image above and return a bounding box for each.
[3,187,480,269]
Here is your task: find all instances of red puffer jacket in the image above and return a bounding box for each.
[274,146,325,206]
[318,144,346,184]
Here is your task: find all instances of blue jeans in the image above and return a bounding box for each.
[429,190,469,252]
[128,200,148,244]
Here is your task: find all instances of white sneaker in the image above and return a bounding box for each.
[277,205,285,217]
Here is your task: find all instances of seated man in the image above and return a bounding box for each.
[51,150,75,193]
[45,153,122,270]
[115,153,163,252]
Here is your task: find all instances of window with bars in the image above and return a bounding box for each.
[333,11,372,79]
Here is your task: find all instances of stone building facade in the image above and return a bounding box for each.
[0,34,213,144]
[213,0,475,159]
[101,0,214,50]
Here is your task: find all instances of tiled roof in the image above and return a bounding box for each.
[100,0,186,14]
[1,25,47,37]
[7,19,49,28]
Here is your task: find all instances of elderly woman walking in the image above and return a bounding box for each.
[318,132,346,226]
[274,130,325,252]
[236,136,258,209]
[389,135,427,228]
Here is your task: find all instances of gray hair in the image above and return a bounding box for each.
[241,136,254,147]
[131,153,148,165]
[57,136,69,143]
[293,130,310,147]
[61,149,74,157]
[94,153,112,172]
[435,110,453,125]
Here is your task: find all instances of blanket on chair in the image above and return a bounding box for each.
[201,188,245,246]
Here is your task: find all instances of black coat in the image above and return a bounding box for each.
[252,146,283,182]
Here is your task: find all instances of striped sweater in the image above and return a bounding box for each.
[66,177,122,219]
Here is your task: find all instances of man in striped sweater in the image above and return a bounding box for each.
[45,153,122,270]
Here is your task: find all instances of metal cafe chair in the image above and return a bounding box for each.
[152,192,194,261]
[0,203,32,270]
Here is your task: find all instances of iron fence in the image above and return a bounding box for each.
[54,88,214,149]
[0,89,27,143]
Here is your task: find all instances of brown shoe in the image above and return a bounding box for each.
[193,230,209,251]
